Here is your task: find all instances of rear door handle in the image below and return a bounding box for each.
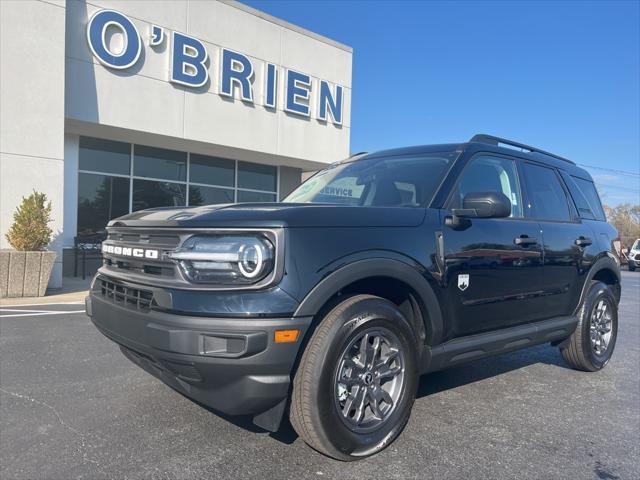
[575,236,592,247]
[514,235,538,246]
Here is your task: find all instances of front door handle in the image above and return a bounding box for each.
[514,235,538,246]
[575,236,592,247]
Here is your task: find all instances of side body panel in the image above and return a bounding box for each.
[535,221,597,317]
[436,214,545,337]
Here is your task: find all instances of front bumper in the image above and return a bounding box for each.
[86,286,312,428]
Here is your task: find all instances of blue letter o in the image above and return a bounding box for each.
[87,10,141,70]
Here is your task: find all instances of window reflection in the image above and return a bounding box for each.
[189,185,234,205]
[238,161,277,192]
[522,163,571,221]
[77,173,129,235]
[134,145,187,182]
[76,137,280,237]
[190,154,235,187]
[132,179,186,210]
[79,137,130,175]
[237,190,277,203]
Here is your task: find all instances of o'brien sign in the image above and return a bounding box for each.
[86,10,344,125]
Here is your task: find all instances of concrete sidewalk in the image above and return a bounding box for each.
[0,276,91,306]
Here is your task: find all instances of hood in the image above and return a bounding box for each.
[108,203,426,228]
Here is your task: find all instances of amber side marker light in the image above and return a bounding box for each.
[274,329,300,343]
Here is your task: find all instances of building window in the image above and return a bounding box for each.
[77,137,131,235]
[237,190,277,203]
[238,161,277,192]
[76,136,280,236]
[132,179,187,210]
[190,154,235,187]
[77,173,129,235]
[188,154,236,206]
[189,185,235,206]
[79,137,130,175]
[134,145,187,182]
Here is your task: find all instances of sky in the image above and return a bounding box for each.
[242,0,640,206]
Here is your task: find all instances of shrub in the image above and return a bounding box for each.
[5,191,53,251]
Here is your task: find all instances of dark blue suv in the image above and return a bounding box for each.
[87,134,621,460]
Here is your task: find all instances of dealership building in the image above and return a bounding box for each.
[0,0,353,289]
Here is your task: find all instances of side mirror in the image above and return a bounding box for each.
[446,191,512,228]
[459,191,512,218]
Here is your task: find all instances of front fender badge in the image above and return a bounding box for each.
[458,274,469,291]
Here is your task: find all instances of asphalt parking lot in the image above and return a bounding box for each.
[1,272,638,480]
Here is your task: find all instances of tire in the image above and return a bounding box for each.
[560,281,618,372]
[290,294,419,461]
[629,264,636,272]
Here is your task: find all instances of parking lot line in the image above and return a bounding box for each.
[0,310,86,318]
[0,300,84,308]
[0,309,57,313]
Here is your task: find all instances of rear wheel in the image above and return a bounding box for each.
[560,281,618,371]
[290,294,419,460]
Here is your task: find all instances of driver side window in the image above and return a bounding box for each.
[450,155,523,218]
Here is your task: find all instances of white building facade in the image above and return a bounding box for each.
[0,0,353,288]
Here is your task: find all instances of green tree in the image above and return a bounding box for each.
[5,191,53,251]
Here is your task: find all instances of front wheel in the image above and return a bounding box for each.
[560,281,618,371]
[290,295,419,461]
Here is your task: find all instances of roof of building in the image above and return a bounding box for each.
[225,1,353,53]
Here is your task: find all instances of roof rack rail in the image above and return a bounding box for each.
[469,134,574,165]
[349,151,368,158]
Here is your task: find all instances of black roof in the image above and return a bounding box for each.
[352,134,591,180]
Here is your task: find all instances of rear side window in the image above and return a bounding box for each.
[522,163,571,221]
[560,172,596,220]
[572,176,606,221]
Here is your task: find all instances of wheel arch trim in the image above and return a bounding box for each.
[574,254,621,315]
[293,258,443,345]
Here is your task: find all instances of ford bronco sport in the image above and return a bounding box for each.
[87,134,621,460]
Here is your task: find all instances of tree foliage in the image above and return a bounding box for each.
[5,191,53,251]
[603,203,640,247]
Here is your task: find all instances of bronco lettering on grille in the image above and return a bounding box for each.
[102,244,159,259]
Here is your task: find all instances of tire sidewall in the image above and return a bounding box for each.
[580,282,618,370]
[313,297,419,458]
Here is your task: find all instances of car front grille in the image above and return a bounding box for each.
[106,230,181,247]
[101,228,182,281]
[98,277,153,311]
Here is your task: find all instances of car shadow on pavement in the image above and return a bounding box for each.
[190,343,570,446]
[416,343,569,399]
[183,392,301,444]
[206,406,300,445]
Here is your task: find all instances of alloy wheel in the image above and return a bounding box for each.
[334,327,406,433]
[590,298,613,356]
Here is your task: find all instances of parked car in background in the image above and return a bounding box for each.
[625,239,640,271]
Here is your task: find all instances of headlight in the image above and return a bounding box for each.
[169,234,275,284]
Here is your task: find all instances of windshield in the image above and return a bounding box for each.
[283,152,457,207]
[633,239,640,251]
